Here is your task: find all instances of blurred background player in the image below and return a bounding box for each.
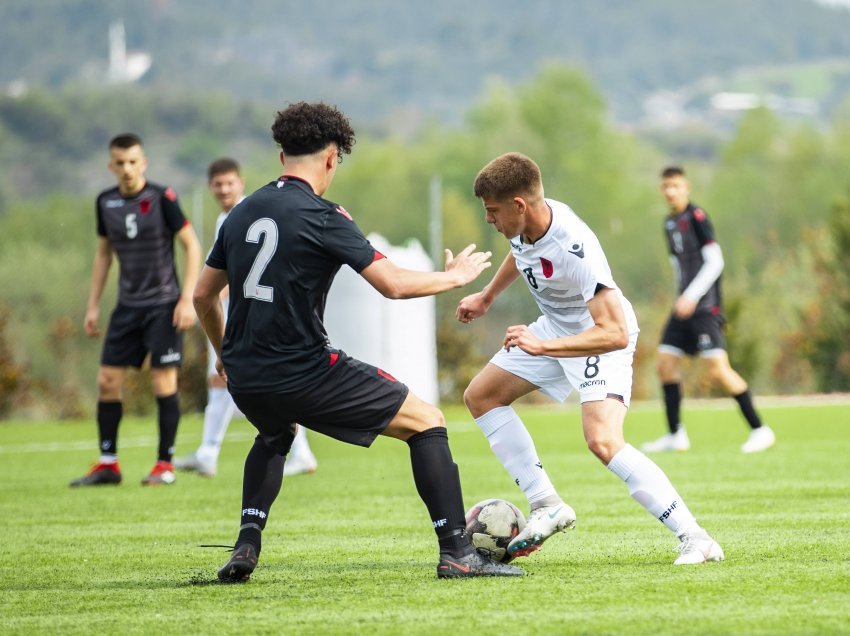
[196,101,521,581]
[642,166,775,454]
[70,133,201,487]
[174,158,318,477]
[458,153,723,565]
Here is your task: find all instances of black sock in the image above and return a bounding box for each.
[407,428,473,558]
[156,394,180,462]
[733,390,762,430]
[97,400,122,455]
[662,383,681,434]
[238,436,286,552]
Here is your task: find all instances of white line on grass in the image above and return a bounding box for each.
[0,431,258,454]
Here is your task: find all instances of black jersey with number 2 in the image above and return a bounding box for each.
[207,176,379,393]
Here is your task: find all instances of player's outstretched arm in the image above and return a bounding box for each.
[84,238,114,337]
[457,251,519,323]
[504,287,629,357]
[193,265,229,380]
[360,244,492,299]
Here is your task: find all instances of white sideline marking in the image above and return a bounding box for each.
[0,431,257,455]
[0,424,479,454]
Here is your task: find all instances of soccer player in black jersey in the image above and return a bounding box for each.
[642,166,775,454]
[194,102,522,581]
[70,133,202,487]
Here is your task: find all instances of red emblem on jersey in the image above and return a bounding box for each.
[377,368,397,382]
[540,257,554,278]
[679,218,689,232]
[139,199,151,214]
[164,187,177,202]
[693,208,706,222]
[336,206,353,221]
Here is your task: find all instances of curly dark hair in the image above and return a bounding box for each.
[271,102,355,159]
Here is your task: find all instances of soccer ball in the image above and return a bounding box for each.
[465,498,526,563]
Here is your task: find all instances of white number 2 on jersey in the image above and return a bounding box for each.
[243,218,278,302]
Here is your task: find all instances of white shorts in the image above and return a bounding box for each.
[489,315,637,407]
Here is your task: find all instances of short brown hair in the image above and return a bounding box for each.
[473,152,542,201]
[207,157,241,181]
[109,133,143,150]
[661,165,686,179]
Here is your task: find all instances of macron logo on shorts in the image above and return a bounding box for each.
[160,350,181,364]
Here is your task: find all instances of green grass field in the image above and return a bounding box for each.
[1,402,848,635]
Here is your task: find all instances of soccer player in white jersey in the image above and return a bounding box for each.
[175,158,318,477]
[457,153,724,565]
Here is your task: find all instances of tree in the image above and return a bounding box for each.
[800,188,850,391]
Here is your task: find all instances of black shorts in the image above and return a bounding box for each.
[230,350,409,451]
[101,302,183,368]
[659,310,726,357]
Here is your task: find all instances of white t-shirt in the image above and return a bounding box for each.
[509,198,639,337]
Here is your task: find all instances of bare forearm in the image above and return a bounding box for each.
[195,298,225,353]
[87,248,112,310]
[481,252,519,303]
[382,269,466,299]
[179,231,202,300]
[540,326,628,357]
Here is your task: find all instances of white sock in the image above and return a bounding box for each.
[99,454,117,464]
[607,444,698,536]
[288,426,314,461]
[475,406,559,506]
[196,387,237,463]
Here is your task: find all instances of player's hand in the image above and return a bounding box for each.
[215,357,228,383]
[673,296,697,319]
[504,324,545,356]
[456,291,492,323]
[173,297,197,331]
[84,308,100,337]
[444,244,492,287]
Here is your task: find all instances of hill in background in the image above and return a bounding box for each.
[3,0,850,129]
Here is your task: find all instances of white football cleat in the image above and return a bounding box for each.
[283,452,318,476]
[674,528,725,565]
[741,426,775,454]
[173,452,217,477]
[641,428,690,453]
[507,502,576,558]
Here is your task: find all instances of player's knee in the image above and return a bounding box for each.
[419,405,446,431]
[705,364,727,386]
[656,357,679,382]
[462,384,480,412]
[585,436,616,463]
[96,369,121,398]
[405,403,445,435]
[463,377,499,417]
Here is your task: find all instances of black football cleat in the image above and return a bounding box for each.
[69,462,122,487]
[437,549,525,578]
[217,543,259,583]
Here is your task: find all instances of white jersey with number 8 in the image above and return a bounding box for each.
[509,198,638,337]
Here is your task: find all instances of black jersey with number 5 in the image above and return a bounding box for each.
[96,182,188,307]
[207,176,379,393]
